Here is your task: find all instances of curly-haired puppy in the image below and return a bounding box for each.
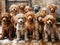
[43,15,59,42]
[48,4,57,17]
[9,4,19,16]
[1,12,15,40]
[24,6,32,13]
[18,3,26,14]
[14,13,27,41]
[35,11,47,40]
[25,11,38,40]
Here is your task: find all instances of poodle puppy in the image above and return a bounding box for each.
[1,12,15,40]
[18,3,26,14]
[48,4,57,13]
[24,6,32,13]
[43,15,59,42]
[33,5,40,13]
[14,13,27,41]
[25,11,38,40]
[35,11,47,40]
[9,4,19,16]
[48,4,57,17]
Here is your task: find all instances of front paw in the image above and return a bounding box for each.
[44,38,48,42]
[16,38,20,41]
[51,39,55,42]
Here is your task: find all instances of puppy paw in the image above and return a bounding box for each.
[51,39,55,42]
[16,38,20,41]
[44,39,48,42]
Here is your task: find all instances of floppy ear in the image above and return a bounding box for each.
[55,5,57,10]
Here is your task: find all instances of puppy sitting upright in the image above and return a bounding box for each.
[43,15,59,42]
[35,13,46,40]
[14,13,26,41]
[1,12,15,40]
[25,11,37,40]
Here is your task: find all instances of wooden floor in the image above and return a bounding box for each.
[0,39,60,45]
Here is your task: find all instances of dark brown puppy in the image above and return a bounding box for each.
[1,12,15,40]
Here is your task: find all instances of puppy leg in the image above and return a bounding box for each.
[25,31,28,41]
[43,32,48,42]
[35,30,39,40]
[51,33,55,42]
[16,30,20,41]
[1,29,5,39]
[9,30,13,40]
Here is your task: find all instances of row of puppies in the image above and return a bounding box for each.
[1,11,59,42]
[1,3,59,42]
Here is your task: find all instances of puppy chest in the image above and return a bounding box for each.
[16,24,25,30]
[27,25,35,31]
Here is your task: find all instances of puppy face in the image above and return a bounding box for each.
[14,14,25,24]
[9,4,19,16]
[18,3,26,9]
[46,19,53,26]
[25,11,35,21]
[43,15,56,26]
[48,4,57,13]
[24,6,32,13]
[36,11,46,23]
[1,12,11,23]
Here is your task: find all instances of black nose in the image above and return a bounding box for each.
[49,22,52,26]
[20,21,22,22]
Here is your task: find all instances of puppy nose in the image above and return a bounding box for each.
[14,9,16,10]
[20,21,22,22]
[48,21,52,24]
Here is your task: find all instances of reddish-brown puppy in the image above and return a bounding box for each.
[18,3,26,14]
[25,11,38,40]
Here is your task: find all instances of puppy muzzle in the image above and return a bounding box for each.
[18,19,24,24]
[28,16,33,20]
[47,20,52,26]
[2,18,6,22]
